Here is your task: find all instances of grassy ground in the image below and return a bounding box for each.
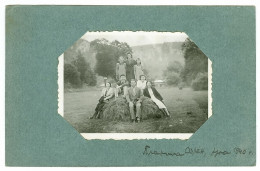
[64,87,208,133]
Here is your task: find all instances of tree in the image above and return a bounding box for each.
[72,53,97,86]
[191,72,208,91]
[164,72,181,86]
[85,69,97,86]
[181,38,208,86]
[64,63,81,88]
[163,61,183,86]
[90,39,132,78]
[95,52,117,78]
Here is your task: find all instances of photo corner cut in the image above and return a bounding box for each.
[57,31,212,140]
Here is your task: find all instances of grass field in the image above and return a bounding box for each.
[64,87,208,133]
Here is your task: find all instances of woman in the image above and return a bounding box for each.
[143,81,171,117]
[125,53,137,82]
[90,82,115,119]
[134,58,144,80]
[116,56,126,81]
[136,75,147,92]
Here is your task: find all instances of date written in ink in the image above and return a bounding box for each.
[142,145,254,158]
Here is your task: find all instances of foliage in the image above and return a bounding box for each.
[191,72,208,91]
[90,39,132,78]
[64,63,82,88]
[181,38,208,86]
[73,53,97,86]
[164,72,182,86]
[64,53,97,88]
[163,61,183,86]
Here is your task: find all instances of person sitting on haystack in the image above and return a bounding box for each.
[143,81,171,117]
[126,79,143,123]
[137,75,147,93]
[90,82,115,119]
[116,74,129,98]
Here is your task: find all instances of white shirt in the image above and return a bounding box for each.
[137,80,147,90]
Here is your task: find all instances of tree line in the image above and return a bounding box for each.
[64,37,208,91]
[64,39,132,88]
[163,38,208,90]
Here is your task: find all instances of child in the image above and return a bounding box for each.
[134,58,144,80]
[116,56,126,81]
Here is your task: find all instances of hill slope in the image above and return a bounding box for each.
[132,42,185,79]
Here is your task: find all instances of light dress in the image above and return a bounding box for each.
[134,65,144,80]
[148,88,166,109]
[137,80,147,90]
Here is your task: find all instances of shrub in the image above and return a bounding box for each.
[191,72,208,91]
[165,72,181,86]
[64,63,82,88]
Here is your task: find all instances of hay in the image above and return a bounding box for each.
[101,96,164,121]
[101,97,130,121]
[140,96,164,120]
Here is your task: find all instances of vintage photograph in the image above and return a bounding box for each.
[58,31,211,138]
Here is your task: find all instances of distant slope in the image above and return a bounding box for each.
[64,39,96,69]
[63,39,185,81]
[132,42,185,79]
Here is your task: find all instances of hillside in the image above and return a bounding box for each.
[132,42,185,79]
[64,39,96,69]
[63,39,185,83]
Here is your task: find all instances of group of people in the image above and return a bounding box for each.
[90,53,170,123]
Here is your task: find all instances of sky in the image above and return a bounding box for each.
[81,31,188,47]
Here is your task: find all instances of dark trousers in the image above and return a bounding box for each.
[92,101,106,118]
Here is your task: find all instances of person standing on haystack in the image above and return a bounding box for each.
[126,79,143,123]
[125,53,137,83]
[143,81,171,117]
[90,82,115,119]
[116,56,126,81]
[134,58,144,80]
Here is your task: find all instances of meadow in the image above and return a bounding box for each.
[64,87,208,133]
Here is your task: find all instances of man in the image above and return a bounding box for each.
[116,74,129,97]
[126,79,143,123]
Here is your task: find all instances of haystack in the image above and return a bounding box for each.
[101,97,130,121]
[101,96,164,121]
[140,96,164,119]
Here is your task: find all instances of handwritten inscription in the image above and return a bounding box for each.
[143,145,253,158]
[211,148,231,157]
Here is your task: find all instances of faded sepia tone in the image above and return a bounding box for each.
[58,31,211,138]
